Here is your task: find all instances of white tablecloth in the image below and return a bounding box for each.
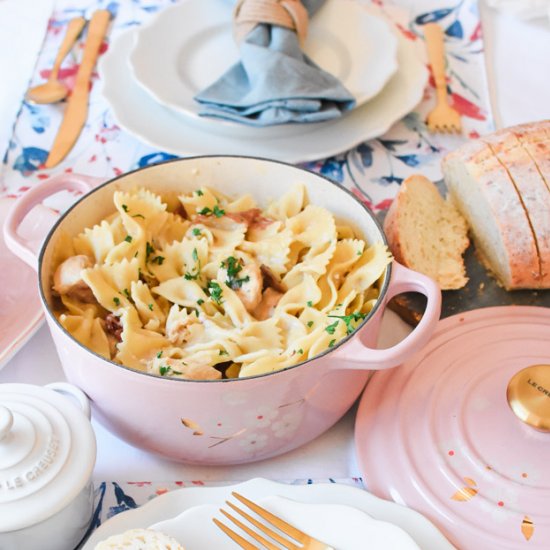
[1,1,549,484]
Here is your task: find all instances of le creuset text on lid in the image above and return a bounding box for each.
[356,306,550,550]
[0,382,96,532]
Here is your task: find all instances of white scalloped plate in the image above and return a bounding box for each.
[150,496,421,550]
[82,479,454,549]
[99,27,427,162]
[129,0,398,127]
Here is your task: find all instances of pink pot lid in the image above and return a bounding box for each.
[355,306,550,550]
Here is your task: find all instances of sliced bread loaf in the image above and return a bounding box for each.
[442,138,541,289]
[481,129,550,284]
[384,175,469,290]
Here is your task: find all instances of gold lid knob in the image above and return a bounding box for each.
[507,365,550,432]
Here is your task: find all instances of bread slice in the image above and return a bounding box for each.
[481,130,550,284]
[95,528,184,550]
[383,175,469,290]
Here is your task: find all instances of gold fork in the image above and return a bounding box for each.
[213,492,334,550]
[424,23,462,134]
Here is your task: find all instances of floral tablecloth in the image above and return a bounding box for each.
[1,0,493,215]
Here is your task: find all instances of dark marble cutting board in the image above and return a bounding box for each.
[377,207,550,324]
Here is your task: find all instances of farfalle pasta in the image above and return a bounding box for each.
[52,184,391,380]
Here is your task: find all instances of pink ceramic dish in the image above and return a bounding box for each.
[4,157,441,464]
[0,198,58,370]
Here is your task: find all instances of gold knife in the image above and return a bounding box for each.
[45,9,111,168]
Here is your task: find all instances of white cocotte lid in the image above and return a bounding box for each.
[0,382,96,532]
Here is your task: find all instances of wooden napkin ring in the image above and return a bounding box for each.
[233,0,309,46]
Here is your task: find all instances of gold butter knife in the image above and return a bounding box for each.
[45,9,111,168]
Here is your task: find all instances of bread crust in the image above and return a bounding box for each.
[482,131,550,285]
[442,121,550,289]
[443,153,540,289]
[383,175,468,290]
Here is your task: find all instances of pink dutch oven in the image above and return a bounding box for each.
[4,156,441,464]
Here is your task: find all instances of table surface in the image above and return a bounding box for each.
[1,0,550,485]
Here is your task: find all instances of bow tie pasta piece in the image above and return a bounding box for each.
[240,224,292,277]
[224,193,257,213]
[147,355,222,380]
[316,239,366,311]
[165,304,205,346]
[239,352,295,378]
[147,239,208,283]
[130,280,166,331]
[337,242,391,303]
[266,183,307,221]
[58,308,110,359]
[116,307,170,370]
[179,186,227,218]
[286,205,336,247]
[232,318,283,357]
[81,258,140,312]
[275,274,322,314]
[73,220,120,264]
[283,239,336,288]
[153,277,214,313]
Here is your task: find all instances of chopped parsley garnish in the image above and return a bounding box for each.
[122,288,130,299]
[328,339,336,348]
[207,281,224,304]
[307,301,313,307]
[197,298,204,306]
[124,235,132,243]
[145,242,154,262]
[151,255,165,265]
[221,256,250,290]
[113,297,120,306]
[296,348,304,355]
[325,321,339,335]
[159,365,182,377]
[148,303,154,311]
[219,349,229,356]
[192,228,201,236]
[357,250,362,256]
[122,204,129,212]
[184,249,201,280]
[307,321,314,328]
[195,189,204,196]
[132,213,145,219]
[327,312,368,335]
[198,205,225,218]
[157,351,163,358]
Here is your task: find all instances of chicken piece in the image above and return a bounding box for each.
[260,264,287,293]
[165,305,201,346]
[225,209,274,230]
[218,257,263,314]
[53,255,95,303]
[254,287,283,321]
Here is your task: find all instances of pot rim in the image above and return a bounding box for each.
[38,155,391,383]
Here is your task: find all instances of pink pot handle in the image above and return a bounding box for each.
[3,173,103,271]
[334,262,441,370]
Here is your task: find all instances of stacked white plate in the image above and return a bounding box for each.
[82,479,455,549]
[99,0,429,162]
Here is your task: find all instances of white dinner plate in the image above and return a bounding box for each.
[99,28,427,163]
[81,479,455,549]
[150,496,421,550]
[129,0,398,133]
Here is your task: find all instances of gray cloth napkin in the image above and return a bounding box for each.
[194,0,356,126]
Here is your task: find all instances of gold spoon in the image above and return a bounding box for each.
[26,16,87,104]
